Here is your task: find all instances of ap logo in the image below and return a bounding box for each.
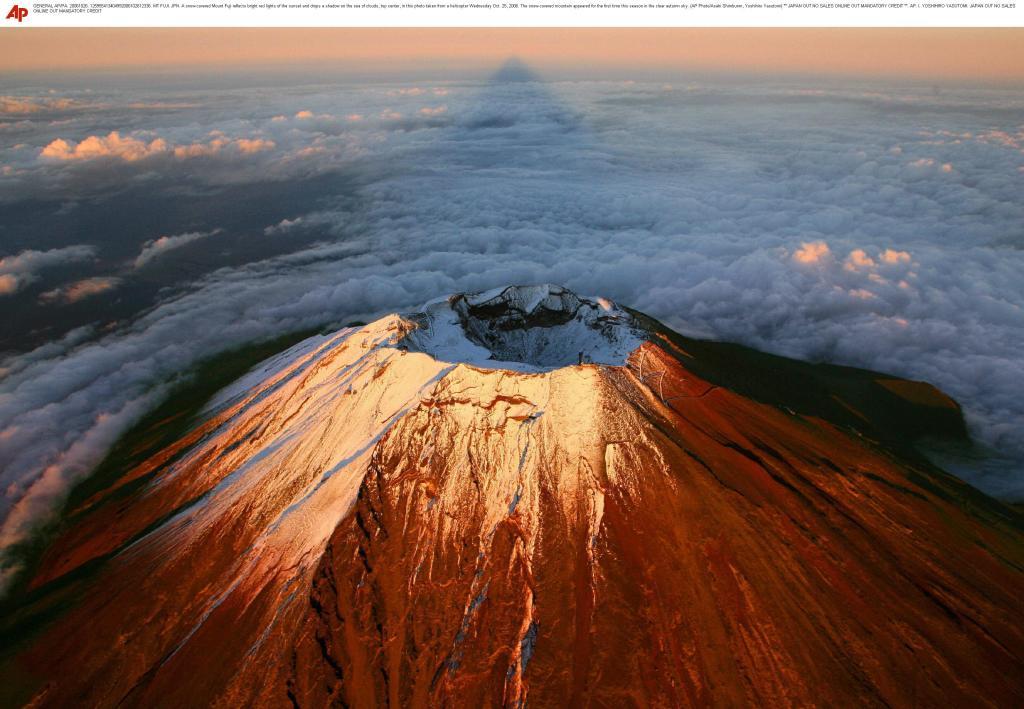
[6,4,28,20]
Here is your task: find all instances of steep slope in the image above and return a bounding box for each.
[1,285,1021,708]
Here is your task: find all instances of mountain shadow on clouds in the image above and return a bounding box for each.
[453,58,589,158]
[489,57,541,83]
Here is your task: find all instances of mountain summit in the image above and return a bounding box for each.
[3,285,1022,707]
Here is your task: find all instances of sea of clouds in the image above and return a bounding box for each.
[1,69,1023,590]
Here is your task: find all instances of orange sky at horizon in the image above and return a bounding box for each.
[4,28,1024,82]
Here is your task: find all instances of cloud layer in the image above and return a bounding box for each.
[1,74,1023,592]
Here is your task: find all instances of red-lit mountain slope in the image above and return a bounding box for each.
[2,285,1021,708]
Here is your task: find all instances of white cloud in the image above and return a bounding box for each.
[793,241,831,265]
[39,276,121,304]
[843,249,876,271]
[880,248,912,265]
[171,137,275,158]
[0,245,96,295]
[41,132,168,161]
[39,131,274,163]
[264,217,303,236]
[134,229,223,268]
[0,96,85,114]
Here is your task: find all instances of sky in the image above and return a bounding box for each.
[5,29,1024,83]
[1,33,1024,591]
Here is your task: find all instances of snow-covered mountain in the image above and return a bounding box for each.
[3,285,1022,707]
